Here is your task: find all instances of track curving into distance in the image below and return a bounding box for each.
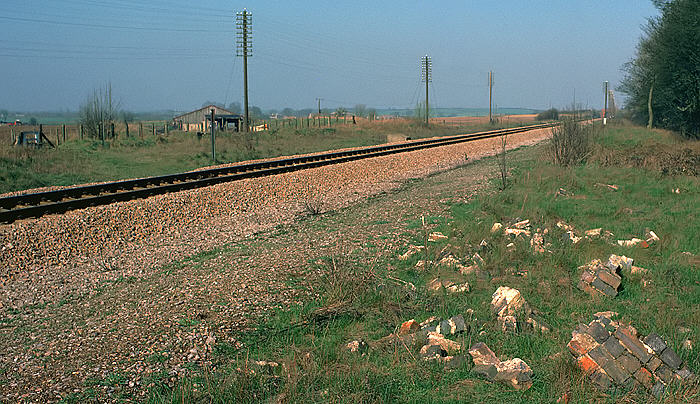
[0,122,557,223]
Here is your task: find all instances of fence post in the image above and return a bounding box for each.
[152,124,155,137]
[79,124,83,140]
[100,123,104,146]
[139,122,143,138]
[125,121,130,138]
[111,122,115,139]
[62,124,66,142]
[165,123,168,136]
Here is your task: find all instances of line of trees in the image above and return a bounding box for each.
[619,0,699,138]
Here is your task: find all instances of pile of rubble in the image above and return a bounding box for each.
[491,286,549,333]
[469,342,533,390]
[568,313,694,395]
[578,254,649,298]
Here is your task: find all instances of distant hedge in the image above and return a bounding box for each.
[536,108,559,121]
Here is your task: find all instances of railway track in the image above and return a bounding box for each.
[0,122,557,223]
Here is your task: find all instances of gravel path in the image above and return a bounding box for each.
[0,127,551,402]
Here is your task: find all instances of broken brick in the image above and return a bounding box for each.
[615,327,652,364]
[634,367,654,389]
[617,353,642,374]
[659,347,683,370]
[577,355,599,374]
[643,333,667,355]
[603,337,626,358]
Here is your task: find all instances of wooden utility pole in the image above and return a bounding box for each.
[210,109,216,161]
[316,98,322,115]
[237,9,252,132]
[489,71,493,123]
[421,55,432,126]
[603,81,609,125]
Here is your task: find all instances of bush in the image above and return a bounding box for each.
[549,119,594,166]
[536,108,559,121]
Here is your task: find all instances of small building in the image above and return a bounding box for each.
[173,105,237,132]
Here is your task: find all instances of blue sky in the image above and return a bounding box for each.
[0,1,658,112]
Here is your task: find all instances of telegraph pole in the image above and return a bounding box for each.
[236,9,252,132]
[603,80,609,125]
[421,55,432,126]
[316,98,322,115]
[210,109,216,161]
[488,71,494,123]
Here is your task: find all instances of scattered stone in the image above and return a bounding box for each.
[426,331,461,354]
[682,339,694,351]
[562,231,582,244]
[585,228,602,237]
[250,360,281,375]
[439,254,462,268]
[399,319,420,335]
[577,259,622,298]
[607,254,633,271]
[345,339,368,355]
[556,188,569,197]
[436,314,467,335]
[468,342,533,390]
[505,228,531,237]
[505,242,516,252]
[428,232,448,242]
[415,260,429,270]
[556,220,574,232]
[672,188,681,194]
[478,239,489,251]
[491,286,548,333]
[446,283,471,293]
[427,278,470,294]
[568,315,694,395]
[420,316,440,329]
[490,222,503,233]
[513,219,530,229]
[530,232,545,253]
[420,344,447,361]
[644,230,660,245]
[630,266,648,275]
[399,245,424,261]
[595,183,619,191]
[617,238,648,248]
[459,265,478,275]
[471,253,485,267]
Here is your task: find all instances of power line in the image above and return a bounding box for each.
[0,15,229,33]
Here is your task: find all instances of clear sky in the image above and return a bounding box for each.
[1,1,658,113]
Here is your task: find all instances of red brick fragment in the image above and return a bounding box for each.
[577,355,599,374]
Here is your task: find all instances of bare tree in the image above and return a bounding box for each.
[80,82,120,139]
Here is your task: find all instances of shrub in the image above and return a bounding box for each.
[536,108,559,121]
[549,119,594,166]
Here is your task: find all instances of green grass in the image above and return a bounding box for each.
[0,119,533,194]
[83,123,700,402]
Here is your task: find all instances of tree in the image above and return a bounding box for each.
[282,107,295,117]
[335,107,347,117]
[367,108,377,121]
[249,106,263,119]
[79,82,120,139]
[619,0,699,138]
[354,104,367,118]
[0,109,8,121]
[227,102,242,114]
[29,117,38,125]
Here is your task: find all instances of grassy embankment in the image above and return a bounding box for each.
[0,119,531,194]
[124,122,699,403]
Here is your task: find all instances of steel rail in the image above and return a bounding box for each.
[0,122,556,223]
